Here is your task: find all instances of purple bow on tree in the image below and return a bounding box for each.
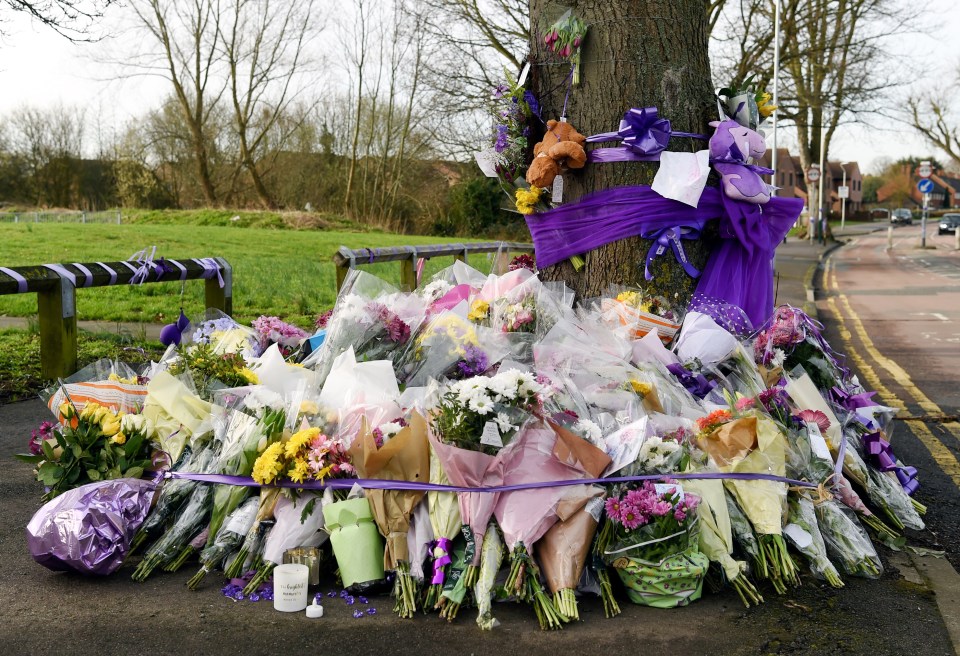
[587,107,705,163]
[640,223,703,281]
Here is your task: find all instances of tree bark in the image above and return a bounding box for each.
[530,0,716,303]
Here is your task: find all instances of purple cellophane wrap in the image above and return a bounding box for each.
[27,478,158,576]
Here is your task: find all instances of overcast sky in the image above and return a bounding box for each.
[0,1,957,174]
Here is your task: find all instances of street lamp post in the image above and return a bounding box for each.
[841,165,847,232]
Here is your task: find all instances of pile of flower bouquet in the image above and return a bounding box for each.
[19,259,926,631]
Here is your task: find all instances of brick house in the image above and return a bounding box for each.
[756,149,862,213]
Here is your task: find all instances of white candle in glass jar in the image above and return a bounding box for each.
[273,563,309,612]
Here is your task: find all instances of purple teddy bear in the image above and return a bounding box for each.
[709,119,771,204]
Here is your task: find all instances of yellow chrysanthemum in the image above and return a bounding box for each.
[289,458,311,484]
[299,400,320,416]
[240,368,260,384]
[515,187,543,215]
[285,427,320,459]
[108,372,138,385]
[629,379,653,397]
[468,299,490,322]
[616,291,641,307]
[252,442,286,485]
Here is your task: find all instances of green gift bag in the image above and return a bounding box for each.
[322,497,385,588]
[612,548,710,609]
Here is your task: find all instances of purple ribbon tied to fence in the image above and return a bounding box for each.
[128,247,158,285]
[430,537,453,585]
[862,431,919,496]
[640,224,702,281]
[586,107,707,163]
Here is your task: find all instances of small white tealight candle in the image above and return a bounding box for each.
[306,599,324,618]
[273,563,309,612]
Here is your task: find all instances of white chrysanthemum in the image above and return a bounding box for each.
[380,421,404,438]
[420,280,453,302]
[470,397,494,415]
[573,418,603,446]
[494,412,517,434]
[770,348,787,369]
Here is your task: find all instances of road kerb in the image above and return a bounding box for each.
[908,551,960,656]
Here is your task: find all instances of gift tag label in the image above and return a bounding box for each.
[807,424,833,462]
[552,175,564,203]
[585,496,605,523]
[480,421,503,448]
[517,62,531,87]
[784,523,813,550]
[474,148,500,178]
[655,483,684,503]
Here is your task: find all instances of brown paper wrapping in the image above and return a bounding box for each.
[535,486,605,593]
[758,364,783,389]
[697,416,758,467]
[550,421,612,478]
[349,412,430,570]
[642,383,665,414]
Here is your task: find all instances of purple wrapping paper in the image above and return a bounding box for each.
[27,478,158,576]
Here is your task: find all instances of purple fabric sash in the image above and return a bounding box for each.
[586,107,707,163]
[524,185,804,327]
[164,470,815,492]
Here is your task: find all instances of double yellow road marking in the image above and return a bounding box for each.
[822,256,960,486]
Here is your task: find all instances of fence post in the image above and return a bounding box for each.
[82,211,86,224]
[37,277,77,379]
[399,252,417,292]
[116,210,121,225]
[204,257,233,315]
[14,214,18,223]
[35,212,39,223]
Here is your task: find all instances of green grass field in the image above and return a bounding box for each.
[0,223,497,327]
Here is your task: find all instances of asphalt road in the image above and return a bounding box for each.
[0,228,957,655]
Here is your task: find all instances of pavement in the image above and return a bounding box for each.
[1,222,957,655]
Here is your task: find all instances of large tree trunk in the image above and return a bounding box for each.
[530,0,716,303]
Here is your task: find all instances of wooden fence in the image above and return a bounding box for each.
[332,242,534,291]
[0,258,232,378]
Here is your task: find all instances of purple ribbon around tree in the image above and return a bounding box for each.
[586,107,707,163]
[524,184,803,327]
[430,537,453,585]
[862,431,919,496]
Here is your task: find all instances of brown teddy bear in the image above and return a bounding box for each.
[526,119,588,189]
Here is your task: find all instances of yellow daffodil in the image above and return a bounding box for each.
[757,92,776,118]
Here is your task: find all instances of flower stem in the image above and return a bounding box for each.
[186,566,211,591]
[596,567,621,618]
[223,547,248,579]
[242,562,275,597]
[163,546,195,572]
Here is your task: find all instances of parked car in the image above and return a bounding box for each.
[891,208,913,225]
[939,213,960,235]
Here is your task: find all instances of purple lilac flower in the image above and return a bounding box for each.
[494,124,510,153]
[523,90,541,119]
[455,345,489,378]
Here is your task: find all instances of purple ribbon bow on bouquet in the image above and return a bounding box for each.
[862,431,919,496]
[430,537,453,585]
[586,107,706,163]
[641,224,702,281]
[666,363,717,398]
[829,387,878,412]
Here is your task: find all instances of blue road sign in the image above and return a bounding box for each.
[918,179,935,194]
